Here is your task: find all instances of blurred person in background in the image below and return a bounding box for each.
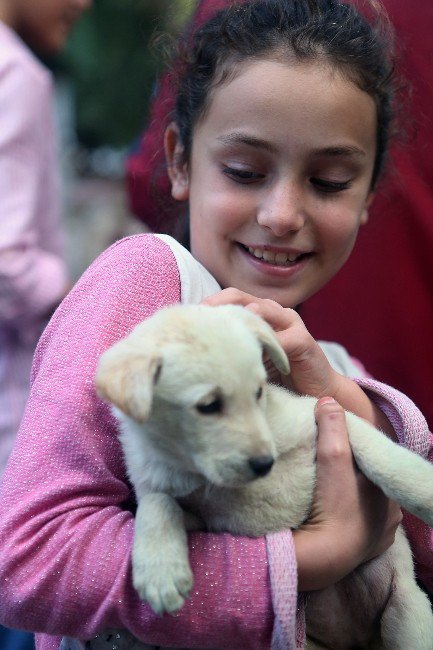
[0,0,91,648]
[127,0,433,432]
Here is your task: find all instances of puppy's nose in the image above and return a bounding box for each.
[249,455,274,477]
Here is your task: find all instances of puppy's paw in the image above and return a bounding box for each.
[133,555,193,615]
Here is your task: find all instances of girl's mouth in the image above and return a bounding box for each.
[239,244,310,267]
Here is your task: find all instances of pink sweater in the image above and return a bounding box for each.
[0,234,431,650]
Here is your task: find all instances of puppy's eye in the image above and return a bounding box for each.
[196,397,223,415]
[256,386,263,401]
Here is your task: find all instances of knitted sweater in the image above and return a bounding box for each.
[0,234,431,650]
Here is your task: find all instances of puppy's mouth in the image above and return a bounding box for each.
[200,463,273,488]
[199,468,243,488]
[212,475,256,488]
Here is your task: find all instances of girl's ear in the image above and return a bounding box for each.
[360,192,375,225]
[164,122,190,201]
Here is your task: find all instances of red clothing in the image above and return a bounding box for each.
[300,1,433,429]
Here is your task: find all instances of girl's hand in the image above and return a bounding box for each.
[294,398,402,591]
[202,288,339,398]
[202,288,395,436]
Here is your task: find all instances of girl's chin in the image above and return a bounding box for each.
[228,273,312,308]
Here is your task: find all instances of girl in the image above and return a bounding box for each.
[0,1,431,649]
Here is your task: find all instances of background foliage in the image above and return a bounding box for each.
[60,0,194,150]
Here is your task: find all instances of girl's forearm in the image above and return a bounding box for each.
[293,527,364,591]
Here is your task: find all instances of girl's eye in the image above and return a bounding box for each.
[310,177,351,193]
[223,167,264,184]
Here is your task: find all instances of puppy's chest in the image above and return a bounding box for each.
[182,442,316,537]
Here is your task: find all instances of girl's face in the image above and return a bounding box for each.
[11,0,91,54]
[168,58,377,308]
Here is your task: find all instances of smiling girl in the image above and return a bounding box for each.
[172,58,374,307]
[0,1,431,649]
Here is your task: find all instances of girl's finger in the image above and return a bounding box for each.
[245,302,317,366]
[314,397,353,466]
[245,299,299,331]
[201,288,259,307]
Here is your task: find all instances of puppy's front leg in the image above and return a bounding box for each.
[132,492,193,615]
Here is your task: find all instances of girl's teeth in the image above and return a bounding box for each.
[247,247,301,266]
[275,252,289,264]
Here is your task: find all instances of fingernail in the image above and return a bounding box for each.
[316,397,336,407]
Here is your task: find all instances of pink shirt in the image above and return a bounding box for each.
[0,21,67,479]
[0,234,430,650]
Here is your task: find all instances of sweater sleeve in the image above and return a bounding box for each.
[0,54,67,327]
[0,234,275,649]
[354,376,433,594]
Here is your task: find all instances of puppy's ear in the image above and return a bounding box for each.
[95,344,162,422]
[255,325,290,375]
[238,309,290,374]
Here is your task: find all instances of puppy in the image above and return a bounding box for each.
[96,304,433,649]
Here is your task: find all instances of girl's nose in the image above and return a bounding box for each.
[257,181,306,237]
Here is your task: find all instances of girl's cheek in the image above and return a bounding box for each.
[325,202,365,231]
[332,221,363,255]
[317,208,362,250]
[209,194,252,228]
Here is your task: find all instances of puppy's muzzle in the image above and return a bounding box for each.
[248,455,274,477]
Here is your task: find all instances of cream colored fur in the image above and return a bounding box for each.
[96,304,433,649]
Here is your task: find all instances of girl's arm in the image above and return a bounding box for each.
[292,397,403,591]
[0,235,275,649]
[0,243,425,648]
[204,289,433,595]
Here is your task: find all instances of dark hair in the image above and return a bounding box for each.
[173,0,396,189]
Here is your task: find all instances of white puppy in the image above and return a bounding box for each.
[96,304,433,649]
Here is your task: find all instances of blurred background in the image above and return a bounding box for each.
[47,0,194,280]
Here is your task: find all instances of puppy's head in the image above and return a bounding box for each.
[95,305,289,486]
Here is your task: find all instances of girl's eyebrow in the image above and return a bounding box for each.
[217,132,277,153]
[312,145,366,158]
[216,134,366,158]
